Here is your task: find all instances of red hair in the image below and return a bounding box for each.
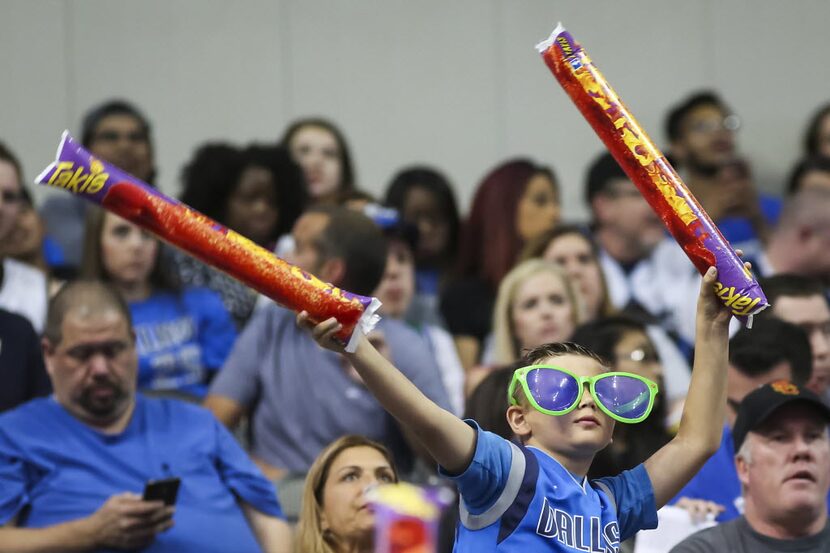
[457,158,556,289]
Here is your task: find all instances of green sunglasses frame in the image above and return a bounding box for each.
[508,364,659,424]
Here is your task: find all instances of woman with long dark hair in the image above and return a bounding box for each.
[82,208,237,399]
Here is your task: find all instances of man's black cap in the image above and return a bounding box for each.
[732,380,830,452]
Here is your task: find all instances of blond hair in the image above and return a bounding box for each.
[295,435,398,553]
[519,225,615,319]
[492,259,583,365]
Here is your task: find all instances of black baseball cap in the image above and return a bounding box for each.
[732,380,830,451]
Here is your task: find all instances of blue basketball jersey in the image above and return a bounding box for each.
[443,421,658,552]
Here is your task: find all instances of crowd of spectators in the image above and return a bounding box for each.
[0,91,828,552]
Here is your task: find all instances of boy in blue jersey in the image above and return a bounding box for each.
[301,265,733,551]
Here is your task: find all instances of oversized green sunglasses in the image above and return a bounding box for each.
[508,365,659,424]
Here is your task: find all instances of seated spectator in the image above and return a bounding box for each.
[786,156,830,194]
[40,100,156,271]
[760,189,830,281]
[370,207,464,415]
[582,151,691,340]
[489,258,581,366]
[520,225,691,422]
[384,166,461,307]
[0,308,50,413]
[665,91,781,256]
[521,225,614,320]
[462,259,581,397]
[174,143,308,327]
[82,209,237,399]
[180,143,307,251]
[666,191,830,347]
[295,435,398,553]
[6,186,70,295]
[442,159,561,369]
[670,318,816,521]
[572,316,672,481]
[204,206,451,481]
[758,274,830,401]
[0,280,290,552]
[802,102,830,158]
[670,382,830,552]
[280,118,357,205]
[0,142,48,333]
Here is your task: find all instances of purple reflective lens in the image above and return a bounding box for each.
[526,368,580,412]
[593,375,650,419]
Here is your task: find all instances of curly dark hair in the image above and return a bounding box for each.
[179,142,308,242]
[384,165,460,266]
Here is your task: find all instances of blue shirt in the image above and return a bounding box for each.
[0,395,283,552]
[441,422,658,552]
[716,194,782,270]
[130,288,237,397]
[670,425,830,522]
[670,425,741,521]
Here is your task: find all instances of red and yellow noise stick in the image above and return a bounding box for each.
[36,132,380,351]
[537,23,767,324]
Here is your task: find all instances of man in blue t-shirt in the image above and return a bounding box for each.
[671,318,815,521]
[301,263,733,551]
[0,281,290,552]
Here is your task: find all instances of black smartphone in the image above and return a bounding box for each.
[142,477,181,506]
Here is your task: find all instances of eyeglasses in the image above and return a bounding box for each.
[0,190,23,205]
[508,365,659,424]
[60,340,132,363]
[689,114,741,134]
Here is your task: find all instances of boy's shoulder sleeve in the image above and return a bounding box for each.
[438,421,536,530]
[593,463,658,542]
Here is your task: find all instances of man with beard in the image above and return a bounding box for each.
[665,91,781,266]
[0,281,291,552]
[40,100,156,272]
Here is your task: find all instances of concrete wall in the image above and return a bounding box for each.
[2,0,828,220]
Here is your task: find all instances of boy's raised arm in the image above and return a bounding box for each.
[299,313,477,475]
[644,266,733,508]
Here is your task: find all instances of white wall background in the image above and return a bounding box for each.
[2,0,829,221]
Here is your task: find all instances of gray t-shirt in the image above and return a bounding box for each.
[209,304,452,472]
[670,516,830,553]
